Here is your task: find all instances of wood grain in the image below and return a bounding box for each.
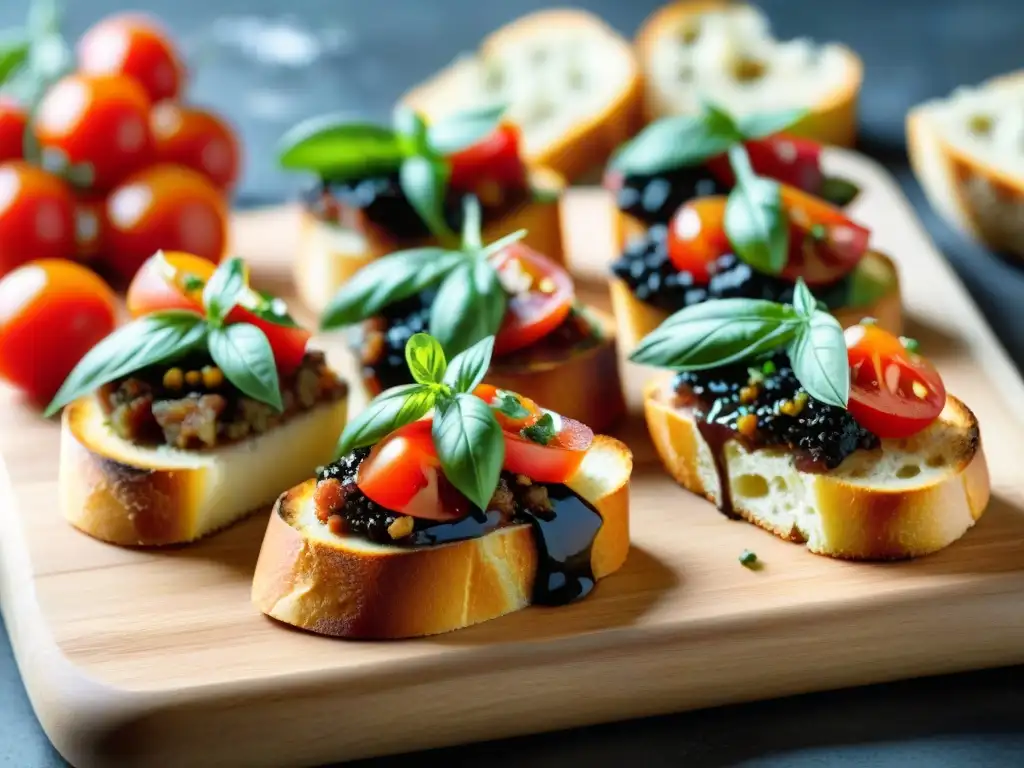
[3,150,1024,768]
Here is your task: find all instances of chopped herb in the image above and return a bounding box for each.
[493,390,530,419]
[899,336,920,353]
[747,367,765,384]
[809,223,827,241]
[761,360,776,375]
[182,274,205,292]
[739,549,759,568]
[522,412,556,445]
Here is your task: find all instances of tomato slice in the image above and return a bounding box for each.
[844,323,946,439]
[447,122,528,197]
[490,243,574,356]
[779,185,870,285]
[667,196,730,283]
[473,383,542,431]
[707,135,824,195]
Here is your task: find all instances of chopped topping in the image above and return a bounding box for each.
[739,384,759,404]
[515,473,533,486]
[162,367,184,390]
[387,515,415,540]
[736,412,758,438]
[201,365,224,389]
[185,370,202,387]
[739,550,759,568]
[522,412,557,445]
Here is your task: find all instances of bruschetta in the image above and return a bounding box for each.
[251,333,632,639]
[49,251,349,546]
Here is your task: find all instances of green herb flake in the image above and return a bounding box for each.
[182,274,205,293]
[493,390,529,419]
[762,360,777,375]
[739,550,759,568]
[900,336,921,354]
[522,412,556,445]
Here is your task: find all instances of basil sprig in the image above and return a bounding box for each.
[45,256,291,416]
[321,196,524,357]
[724,143,789,276]
[337,334,504,511]
[631,279,850,409]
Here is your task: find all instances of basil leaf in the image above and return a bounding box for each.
[845,262,893,308]
[702,101,741,137]
[443,335,495,393]
[277,113,404,179]
[493,390,529,419]
[203,256,247,324]
[522,412,556,445]
[479,228,527,259]
[432,392,504,512]
[725,175,789,276]
[393,106,429,154]
[320,247,463,329]
[0,36,30,85]
[792,278,817,319]
[405,332,447,385]
[399,155,455,241]
[737,109,807,140]
[208,323,283,412]
[427,103,506,155]
[610,112,741,177]
[336,383,435,457]
[245,291,300,328]
[630,299,801,371]
[460,195,483,251]
[429,259,506,357]
[788,310,850,409]
[45,312,207,416]
[819,176,860,207]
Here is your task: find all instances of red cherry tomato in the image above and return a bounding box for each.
[151,102,241,191]
[0,162,76,278]
[103,164,227,286]
[844,323,946,439]
[707,135,824,195]
[490,243,574,356]
[34,73,154,192]
[77,14,185,104]
[667,196,730,283]
[447,123,528,197]
[779,184,870,285]
[0,98,27,163]
[0,259,117,406]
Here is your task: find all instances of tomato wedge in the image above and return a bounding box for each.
[447,122,528,195]
[667,196,730,283]
[779,185,870,285]
[707,135,824,195]
[490,243,574,356]
[844,323,946,439]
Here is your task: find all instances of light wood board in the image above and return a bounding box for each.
[3,149,1024,768]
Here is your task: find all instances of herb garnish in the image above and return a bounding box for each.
[337,333,504,512]
[739,550,759,568]
[630,278,850,409]
[724,144,789,276]
[522,412,557,445]
[321,196,524,357]
[493,390,530,419]
[45,256,293,417]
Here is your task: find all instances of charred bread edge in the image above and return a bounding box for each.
[251,433,633,639]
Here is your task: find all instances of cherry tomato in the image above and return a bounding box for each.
[34,73,154,192]
[707,135,824,195]
[151,102,241,191]
[104,164,227,286]
[490,243,574,356]
[779,185,870,285]
[0,259,117,406]
[667,196,730,283]
[447,123,528,199]
[844,323,946,439]
[77,14,185,104]
[0,98,27,163]
[0,162,76,278]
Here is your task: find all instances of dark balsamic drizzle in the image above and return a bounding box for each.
[695,419,741,520]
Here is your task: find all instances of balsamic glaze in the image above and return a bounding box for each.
[695,419,741,520]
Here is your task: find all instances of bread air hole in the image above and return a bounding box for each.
[484,64,504,92]
[733,58,766,83]
[735,474,770,499]
[677,64,693,82]
[968,114,993,136]
[896,463,922,479]
[677,23,700,44]
[926,453,947,468]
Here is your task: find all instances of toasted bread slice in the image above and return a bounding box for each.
[59,394,348,546]
[251,435,633,638]
[907,71,1024,259]
[644,377,990,559]
[401,9,643,181]
[636,1,862,147]
[296,167,565,314]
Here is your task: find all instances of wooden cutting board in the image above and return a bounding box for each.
[3,149,1024,768]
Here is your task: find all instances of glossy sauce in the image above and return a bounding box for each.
[695,418,741,520]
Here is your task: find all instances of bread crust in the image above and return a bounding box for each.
[635,1,862,147]
[251,435,633,638]
[643,377,991,559]
[401,9,644,181]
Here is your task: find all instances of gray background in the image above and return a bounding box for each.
[2,0,1024,765]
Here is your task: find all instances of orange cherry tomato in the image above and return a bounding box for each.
[34,73,154,193]
[0,259,117,406]
[779,185,870,285]
[0,98,27,163]
[0,162,76,278]
[667,196,730,283]
[845,323,946,439]
[77,14,185,104]
[103,164,227,286]
[447,123,528,194]
[151,102,241,191]
[490,243,574,356]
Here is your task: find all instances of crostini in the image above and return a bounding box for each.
[279,105,565,314]
[252,333,633,639]
[908,72,1024,260]
[401,8,644,182]
[633,282,990,559]
[48,251,349,546]
[321,197,625,432]
[635,2,862,147]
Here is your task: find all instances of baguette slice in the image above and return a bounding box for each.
[636,1,862,146]
[251,435,633,639]
[59,394,348,546]
[907,71,1024,259]
[644,377,990,559]
[296,167,565,315]
[401,9,643,181]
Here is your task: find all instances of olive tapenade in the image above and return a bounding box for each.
[613,167,727,225]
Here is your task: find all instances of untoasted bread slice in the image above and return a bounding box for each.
[59,394,348,546]
[908,71,1024,259]
[644,377,990,559]
[251,435,632,638]
[636,1,862,146]
[401,9,643,181]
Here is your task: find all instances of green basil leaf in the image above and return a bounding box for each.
[203,256,247,324]
[792,278,817,319]
[336,383,435,457]
[399,155,456,241]
[460,195,483,250]
[845,261,893,309]
[788,310,850,409]
[725,175,789,276]
[45,312,207,416]
[610,112,741,177]
[479,228,527,259]
[405,332,447,385]
[443,335,495,393]
[208,323,283,412]
[630,298,801,371]
[531,185,561,205]
[702,101,741,137]
[429,259,506,357]
[277,113,404,179]
[737,108,807,140]
[819,176,860,207]
[393,106,429,154]
[432,391,504,512]
[492,390,529,419]
[522,412,556,445]
[426,103,506,155]
[0,36,30,85]
[244,291,300,328]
